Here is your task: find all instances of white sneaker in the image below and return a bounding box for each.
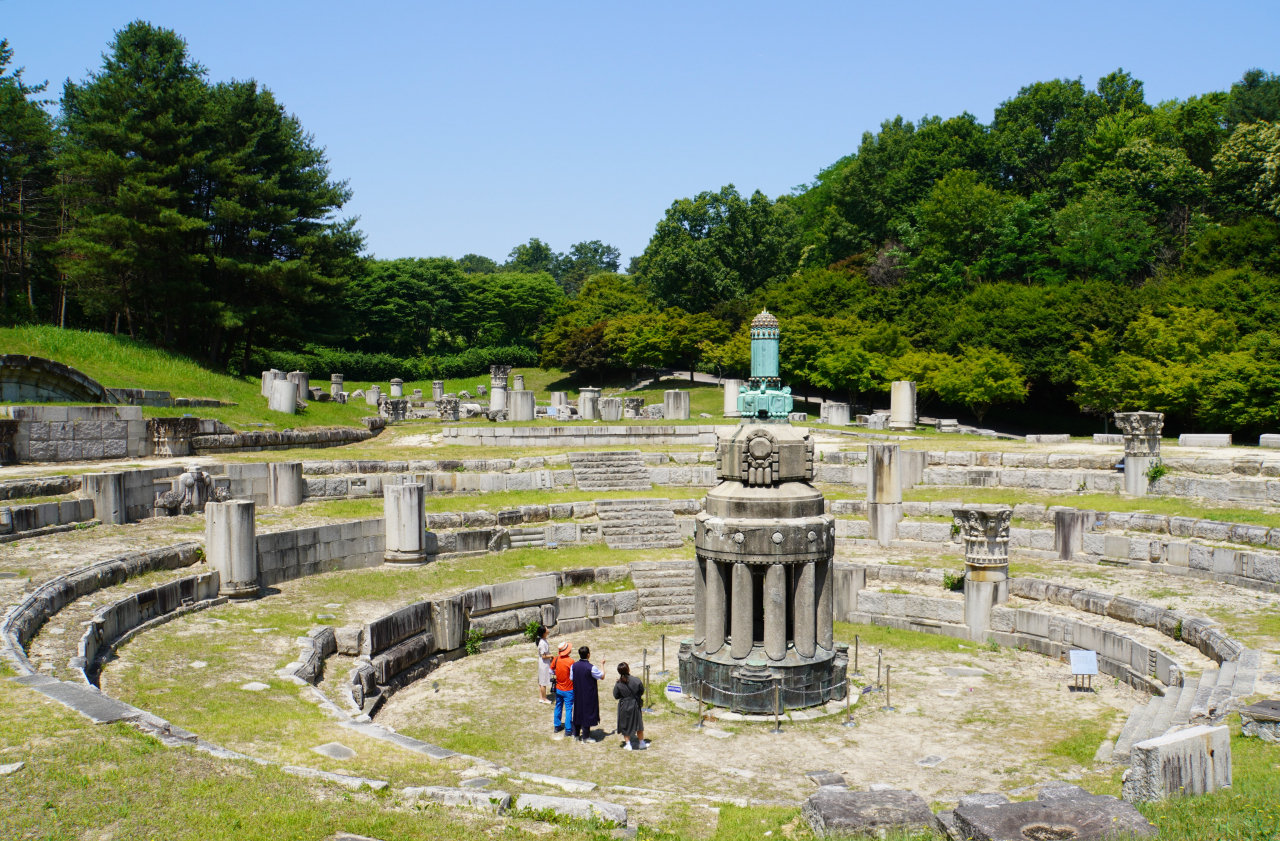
[637,740,650,750]
[623,742,633,750]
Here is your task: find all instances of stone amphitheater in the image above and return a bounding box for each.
[2,394,1279,839]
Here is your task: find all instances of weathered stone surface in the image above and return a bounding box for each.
[802,788,942,838]
[335,626,364,656]
[514,793,627,827]
[1123,724,1231,803]
[954,796,1156,840]
[312,742,357,760]
[403,785,511,813]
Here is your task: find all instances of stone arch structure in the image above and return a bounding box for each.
[0,354,110,403]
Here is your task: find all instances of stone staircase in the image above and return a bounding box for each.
[597,499,684,550]
[568,451,652,491]
[630,560,695,624]
[1113,650,1261,764]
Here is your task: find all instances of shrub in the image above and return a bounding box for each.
[255,344,540,383]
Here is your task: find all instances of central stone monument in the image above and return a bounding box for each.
[682,310,847,713]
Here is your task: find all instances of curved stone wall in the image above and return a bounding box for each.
[0,354,110,403]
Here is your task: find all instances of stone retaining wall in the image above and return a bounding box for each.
[256,519,386,588]
[1,496,95,538]
[0,405,147,462]
[442,424,724,447]
[0,474,81,500]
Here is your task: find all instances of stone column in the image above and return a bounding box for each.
[889,381,917,431]
[365,385,381,406]
[705,558,726,654]
[764,563,787,661]
[330,374,344,399]
[261,369,285,397]
[83,472,126,525]
[826,403,850,426]
[390,378,404,398]
[1054,508,1094,560]
[730,562,754,659]
[1115,412,1164,497]
[954,505,1012,641]
[550,392,568,410]
[383,482,427,564]
[268,379,297,414]
[287,371,309,401]
[867,443,903,545]
[432,380,445,401]
[723,379,743,417]
[664,390,691,420]
[580,395,599,420]
[599,397,623,422]
[693,556,707,645]
[794,561,817,658]
[206,499,258,598]
[509,390,536,422]
[268,462,303,507]
[438,396,460,421]
[816,559,833,651]
[489,365,511,412]
[513,373,525,390]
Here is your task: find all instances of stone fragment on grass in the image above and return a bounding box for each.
[953,796,1156,840]
[515,793,627,827]
[240,682,270,691]
[403,785,511,813]
[312,742,357,760]
[802,788,943,838]
[0,762,23,776]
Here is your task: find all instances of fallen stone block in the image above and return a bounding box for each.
[514,793,627,827]
[1123,724,1231,803]
[402,785,511,813]
[802,788,943,838]
[953,796,1156,840]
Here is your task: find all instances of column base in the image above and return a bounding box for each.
[384,550,430,565]
[218,581,260,600]
[868,503,902,545]
[681,642,846,713]
[1124,458,1150,496]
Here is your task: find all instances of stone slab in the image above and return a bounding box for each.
[338,720,456,759]
[1123,724,1231,803]
[802,788,942,839]
[514,793,627,827]
[312,742,357,760]
[519,771,597,793]
[953,797,1157,840]
[402,785,511,813]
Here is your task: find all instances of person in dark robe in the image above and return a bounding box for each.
[613,661,649,750]
[570,645,604,742]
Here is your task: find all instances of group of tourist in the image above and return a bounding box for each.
[534,625,649,749]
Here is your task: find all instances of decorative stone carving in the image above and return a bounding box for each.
[1115,411,1165,495]
[953,505,1012,640]
[330,373,344,399]
[438,396,460,421]
[155,464,220,517]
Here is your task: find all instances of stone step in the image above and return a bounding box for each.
[605,528,682,539]
[1113,702,1151,764]
[630,569,695,580]
[637,592,696,605]
[1232,650,1260,697]
[600,518,681,529]
[1207,660,1239,719]
[607,539,685,551]
[1168,676,1200,734]
[1143,686,1183,744]
[1188,669,1219,722]
[577,483,653,491]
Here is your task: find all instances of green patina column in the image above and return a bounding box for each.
[738,310,793,420]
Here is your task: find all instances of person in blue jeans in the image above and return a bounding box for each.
[551,640,575,737]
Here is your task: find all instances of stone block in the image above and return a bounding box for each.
[1123,725,1231,803]
[802,789,942,839]
[514,794,626,828]
[954,797,1156,840]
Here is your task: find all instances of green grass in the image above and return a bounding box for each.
[835,620,970,653]
[1048,708,1117,765]
[295,486,706,522]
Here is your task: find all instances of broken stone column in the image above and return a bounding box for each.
[1054,508,1095,560]
[826,403,850,426]
[489,365,511,412]
[261,369,285,397]
[579,394,599,420]
[550,392,568,410]
[268,462,303,507]
[83,472,126,525]
[1123,724,1231,803]
[287,371,309,402]
[730,562,753,660]
[389,378,404,398]
[268,379,298,414]
[431,380,444,401]
[722,379,743,417]
[513,373,525,390]
[330,374,344,399]
[1116,411,1164,497]
[437,396,460,421]
[889,381,916,431]
[664,390,691,420]
[599,397,623,422]
[206,499,258,598]
[383,482,428,564]
[955,505,1012,641]
[509,390,536,422]
[867,443,902,546]
[365,385,381,406]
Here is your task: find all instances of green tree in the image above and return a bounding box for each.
[1052,190,1158,281]
[1213,121,1280,218]
[992,76,1107,195]
[460,271,564,346]
[504,238,561,276]
[910,169,1013,288]
[344,258,465,355]
[557,240,621,296]
[1225,68,1280,128]
[929,345,1028,423]
[457,253,498,274]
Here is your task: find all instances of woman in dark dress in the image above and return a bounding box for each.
[570,645,604,742]
[613,662,648,750]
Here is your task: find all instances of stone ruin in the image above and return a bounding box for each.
[153,464,229,516]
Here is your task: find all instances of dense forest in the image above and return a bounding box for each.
[3,22,1280,432]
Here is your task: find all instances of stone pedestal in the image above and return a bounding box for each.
[383,483,428,564]
[513,374,525,390]
[261,369,285,397]
[390,378,404,398]
[685,422,845,712]
[722,379,743,417]
[599,397,623,422]
[269,379,298,414]
[889,381,916,430]
[955,506,1011,640]
[867,443,903,545]
[330,374,344,399]
[268,462,303,507]
[826,403,850,426]
[287,371,309,402]
[206,500,258,598]
[664,390,691,420]
[1054,508,1094,560]
[509,390,536,422]
[1116,412,1164,497]
[432,380,445,401]
[579,395,599,420]
[363,385,380,406]
[83,472,126,525]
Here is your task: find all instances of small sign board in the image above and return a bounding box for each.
[666,683,682,694]
[1069,650,1098,675]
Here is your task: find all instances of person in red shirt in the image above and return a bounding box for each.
[551,640,575,737]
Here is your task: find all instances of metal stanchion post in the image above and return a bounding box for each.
[843,677,856,727]
[661,634,666,676]
[771,682,783,734]
[853,634,861,677]
[881,664,895,712]
[875,648,883,691]
[643,664,655,712]
[695,680,704,729]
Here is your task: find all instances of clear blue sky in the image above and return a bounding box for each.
[4,1,1278,264]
